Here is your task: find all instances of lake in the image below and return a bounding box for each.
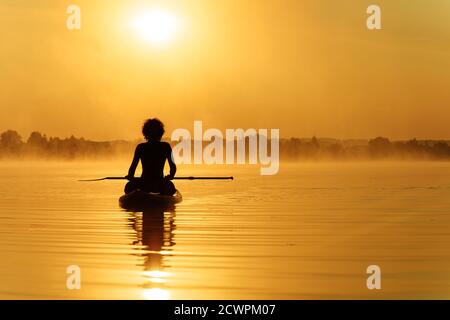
[0,161,449,299]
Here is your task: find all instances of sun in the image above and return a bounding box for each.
[132,9,179,47]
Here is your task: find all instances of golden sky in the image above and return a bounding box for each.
[1,0,449,140]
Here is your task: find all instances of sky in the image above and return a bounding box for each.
[1,0,450,140]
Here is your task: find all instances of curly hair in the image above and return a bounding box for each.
[142,118,165,141]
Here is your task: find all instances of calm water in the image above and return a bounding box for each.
[0,161,450,299]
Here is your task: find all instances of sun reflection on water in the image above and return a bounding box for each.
[142,288,171,300]
[128,203,176,300]
[144,270,171,284]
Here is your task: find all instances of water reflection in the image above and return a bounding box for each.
[127,203,176,300]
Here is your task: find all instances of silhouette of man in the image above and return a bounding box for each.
[125,118,176,195]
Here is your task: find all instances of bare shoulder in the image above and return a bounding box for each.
[162,141,173,154]
[161,141,172,148]
[137,142,146,149]
[135,143,146,152]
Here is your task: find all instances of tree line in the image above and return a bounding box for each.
[1,130,449,161]
[281,136,450,161]
[0,130,134,160]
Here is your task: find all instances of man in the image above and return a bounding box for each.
[125,118,176,195]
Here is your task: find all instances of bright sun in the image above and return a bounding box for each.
[132,9,179,47]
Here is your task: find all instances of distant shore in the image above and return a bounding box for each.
[1,130,449,161]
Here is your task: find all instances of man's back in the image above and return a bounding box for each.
[137,141,172,179]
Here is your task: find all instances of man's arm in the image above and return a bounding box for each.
[167,144,177,179]
[126,145,141,179]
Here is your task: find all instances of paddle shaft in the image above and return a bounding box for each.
[174,177,233,180]
[80,176,233,182]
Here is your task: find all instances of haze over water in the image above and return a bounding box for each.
[1,161,449,299]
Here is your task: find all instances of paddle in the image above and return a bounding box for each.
[79,176,234,182]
